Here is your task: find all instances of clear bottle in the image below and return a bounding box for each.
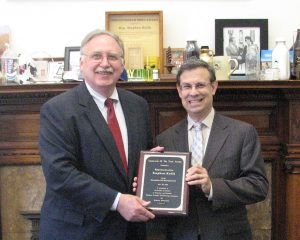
[184,40,199,62]
[272,38,290,80]
[0,43,19,83]
[293,29,300,79]
[245,44,260,80]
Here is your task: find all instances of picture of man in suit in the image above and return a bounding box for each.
[139,60,268,240]
[225,36,239,58]
[38,29,155,240]
[225,36,243,68]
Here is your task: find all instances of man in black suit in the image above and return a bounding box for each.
[142,60,268,240]
[39,29,154,240]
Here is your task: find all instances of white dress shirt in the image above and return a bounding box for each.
[85,82,127,210]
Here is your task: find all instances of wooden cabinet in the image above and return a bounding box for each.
[0,77,300,239]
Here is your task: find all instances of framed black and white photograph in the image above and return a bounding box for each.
[215,19,268,75]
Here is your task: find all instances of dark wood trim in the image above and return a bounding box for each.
[1,77,300,239]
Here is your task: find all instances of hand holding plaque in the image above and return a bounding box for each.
[136,151,191,216]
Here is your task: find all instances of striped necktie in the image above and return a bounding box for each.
[191,122,204,166]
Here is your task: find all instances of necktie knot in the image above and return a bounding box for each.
[193,122,202,131]
[105,98,114,109]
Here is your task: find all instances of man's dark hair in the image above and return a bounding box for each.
[176,60,216,85]
[245,36,252,42]
[229,37,235,43]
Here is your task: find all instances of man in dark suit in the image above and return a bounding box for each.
[145,60,269,240]
[39,29,154,240]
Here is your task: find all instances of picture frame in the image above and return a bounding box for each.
[105,11,164,71]
[64,46,82,81]
[215,19,268,75]
[137,151,191,216]
[47,58,64,82]
[64,46,80,71]
[163,48,184,74]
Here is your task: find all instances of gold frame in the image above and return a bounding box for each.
[105,11,164,71]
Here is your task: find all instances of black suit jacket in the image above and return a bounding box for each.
[149,113,268,240]
[39,82,153,240]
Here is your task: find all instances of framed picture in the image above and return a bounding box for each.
[48,58,64,82]
[106,11,163,71]
[163,48,184,74]
[64,46,82,80]
[215,19,268,75]
[64,46,80,72]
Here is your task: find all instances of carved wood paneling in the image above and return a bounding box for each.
[1,79,300,239]
[283,144,300,174]
[286,175,300,240]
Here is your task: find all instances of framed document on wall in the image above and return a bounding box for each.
[105,11,164,71]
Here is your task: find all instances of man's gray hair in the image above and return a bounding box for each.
[80,29,124,57]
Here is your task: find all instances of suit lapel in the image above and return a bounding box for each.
[173,119,189,152]
[202,114,229,170]
[77,83,128,182]
[118,90,137,181]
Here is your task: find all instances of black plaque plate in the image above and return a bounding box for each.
[137,151,191,215]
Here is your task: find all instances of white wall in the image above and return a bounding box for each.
[1,0,299,58]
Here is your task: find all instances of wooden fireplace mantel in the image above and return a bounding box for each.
[1,76,300,240]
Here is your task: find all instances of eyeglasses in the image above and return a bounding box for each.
[82,52,122,63]
[180,82,211,91]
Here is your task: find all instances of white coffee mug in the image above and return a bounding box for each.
[213,56,238,80]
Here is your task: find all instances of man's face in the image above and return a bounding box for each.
[80,34,124,95]
[177,67,218,122]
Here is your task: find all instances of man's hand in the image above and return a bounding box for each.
[185,166,211,195]
[132,176,138,193]
[150,145,164,152]
[117,194,155,222]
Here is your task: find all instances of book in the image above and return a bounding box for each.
[261,49,293,70]
[260,50,272,70]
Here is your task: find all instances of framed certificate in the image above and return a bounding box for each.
[105,11,163,72]
[137,151,191,215]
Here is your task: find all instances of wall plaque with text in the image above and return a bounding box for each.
[105,11,163,71]
[137,151,191,215]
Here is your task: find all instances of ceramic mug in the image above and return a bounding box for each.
[213,56,238,80]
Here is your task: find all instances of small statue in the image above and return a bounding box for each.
[165,46,175,74]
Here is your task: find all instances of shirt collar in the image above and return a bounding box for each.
[188,108,215,130]
[85,82,120,109]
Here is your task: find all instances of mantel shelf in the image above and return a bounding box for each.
[1,78,300,94]
[1,74,300,240]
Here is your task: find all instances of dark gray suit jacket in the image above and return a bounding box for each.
[39,83,153,240]
[149,113,268,240]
